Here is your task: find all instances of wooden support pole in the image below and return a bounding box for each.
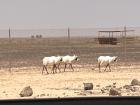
[109,32,110,45]
[124,26,127,61]
[112,32,113,38]
[8,27,11,73]
[68,27,70,43]
[9,28,11,41]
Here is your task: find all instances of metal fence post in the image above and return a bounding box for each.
[8,27,11,73]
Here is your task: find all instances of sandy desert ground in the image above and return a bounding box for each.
[0,63,140,100]
[0,37,139,99]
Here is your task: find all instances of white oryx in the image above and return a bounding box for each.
[98,56,118,72]
[42,56,62,74]
[59,55,79,72]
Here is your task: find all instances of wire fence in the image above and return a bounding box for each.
[0,27,139,72]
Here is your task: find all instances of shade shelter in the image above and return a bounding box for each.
[98,29,135,45]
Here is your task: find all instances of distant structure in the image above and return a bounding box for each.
[98,27,135,45]
[36,35,42,38]
[31,35,42,39]
[31,35,35,38]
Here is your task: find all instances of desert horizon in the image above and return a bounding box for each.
[0,26,139,38]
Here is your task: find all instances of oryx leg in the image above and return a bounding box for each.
[42,65,45,75]
[98,63,101,73]
[42,65,49,74]
[52,64,56,74]
[54,64,57,73]
[70,63,74,71]
[64,64,67,72]
[57,63,61,72]
[104,63,109,72]
[108,64,111,72]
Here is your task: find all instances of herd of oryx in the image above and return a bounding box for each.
[42,55,118,74]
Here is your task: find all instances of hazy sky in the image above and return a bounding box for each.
[0,0,140,29]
